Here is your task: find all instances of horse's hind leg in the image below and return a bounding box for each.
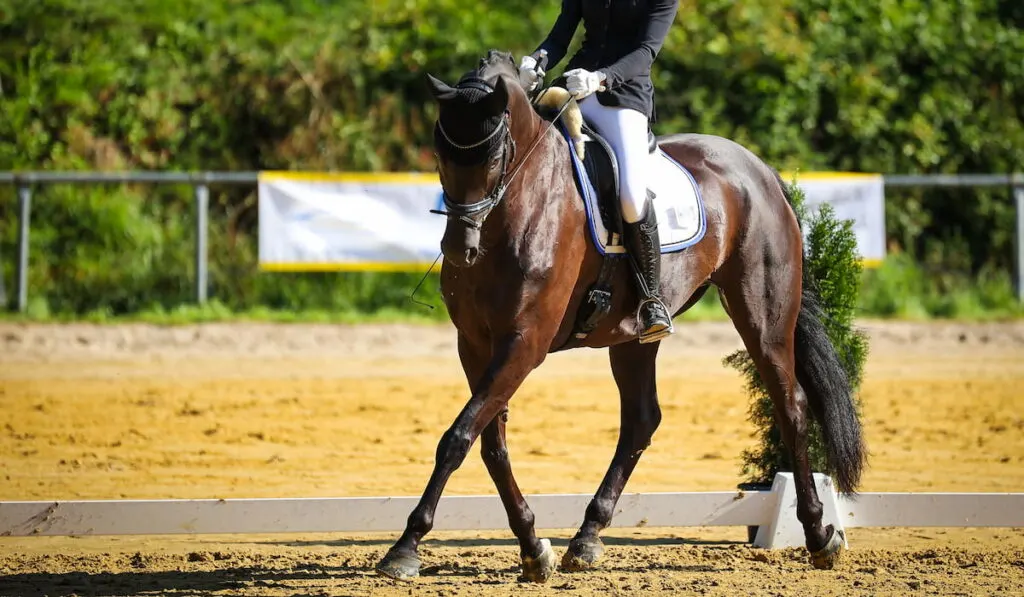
[715,259,840,566]
[562,340,661,571]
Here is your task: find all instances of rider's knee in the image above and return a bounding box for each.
[620,182,648,223]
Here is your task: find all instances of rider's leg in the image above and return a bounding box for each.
[579,96,673,343]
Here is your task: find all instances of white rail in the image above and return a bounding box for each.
[3,474,1021,549]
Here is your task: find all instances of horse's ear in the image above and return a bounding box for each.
[426,74,458,102]
[486,76,510,113]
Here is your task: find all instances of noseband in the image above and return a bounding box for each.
[431,78,573,230]
[432,107,514,230]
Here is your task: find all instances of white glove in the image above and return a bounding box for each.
[565,68,607,99]
[519,54,545,92]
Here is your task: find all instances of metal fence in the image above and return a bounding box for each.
[2,171,1023,312]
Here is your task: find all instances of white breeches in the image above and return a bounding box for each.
[578,95,650,223]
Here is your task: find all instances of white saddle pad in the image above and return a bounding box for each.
[576,145,707,255]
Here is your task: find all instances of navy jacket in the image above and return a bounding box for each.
[536,0,679,121]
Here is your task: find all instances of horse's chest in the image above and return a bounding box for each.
[441,269,537,329]
[442,274,496,321]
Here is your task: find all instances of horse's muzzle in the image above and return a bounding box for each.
[441,224,481,268]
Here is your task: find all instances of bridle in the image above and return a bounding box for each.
[430,77,573,230]
[408,70,574,308]
[432,102,514,230]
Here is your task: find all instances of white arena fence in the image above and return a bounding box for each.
[2,474,1022,549]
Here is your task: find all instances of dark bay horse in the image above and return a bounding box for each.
[376,50,865,583]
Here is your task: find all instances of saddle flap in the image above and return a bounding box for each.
[579,124,622,237]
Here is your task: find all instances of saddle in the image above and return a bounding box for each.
[533,87,706,344]
[576,123,659,239]
[533,88,656,341]
[535,87,657,242]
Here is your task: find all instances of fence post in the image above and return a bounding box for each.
[0,219,6,308]
[15,185,31,313]
[195,183,209,304]
[1016,185,1024,302]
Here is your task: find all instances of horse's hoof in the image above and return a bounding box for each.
[809,526,845,570]
[560,535,605,571]
[520,538,557,583]
[376,549,421,581]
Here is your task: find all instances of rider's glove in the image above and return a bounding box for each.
[519,54,545,92]
[565,68,607,99]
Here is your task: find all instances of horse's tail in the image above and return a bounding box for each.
[776,173,867,494]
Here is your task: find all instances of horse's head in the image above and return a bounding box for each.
[427,50,535,268]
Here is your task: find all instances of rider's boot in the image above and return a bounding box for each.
[622,193,674,344]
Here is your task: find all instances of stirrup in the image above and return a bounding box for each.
[637,298,674,344]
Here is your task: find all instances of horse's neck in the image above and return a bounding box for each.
[486,123,579,258]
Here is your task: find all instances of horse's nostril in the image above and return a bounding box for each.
[465,248,479,264]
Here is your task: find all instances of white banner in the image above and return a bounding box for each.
[258,171,886,271]
[258,172,445,271]
[792,173,887,265]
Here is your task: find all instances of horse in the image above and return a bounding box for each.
[375,50,865,583]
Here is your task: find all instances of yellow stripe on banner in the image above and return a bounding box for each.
[260,262,440,273]
[258,171,441,185]
[861,258,883,269]
[779,171,882,181]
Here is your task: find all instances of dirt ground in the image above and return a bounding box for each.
[1,320,1023,596]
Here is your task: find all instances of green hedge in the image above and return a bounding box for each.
[1,1,1021,315]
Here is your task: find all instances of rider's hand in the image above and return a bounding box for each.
[565,68,607,99]
[519,54,544,92]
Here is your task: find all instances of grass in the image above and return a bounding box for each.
[0,300,450,326]
[858,253,1024,321]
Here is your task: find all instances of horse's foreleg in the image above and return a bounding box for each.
[480,408,554,581]
[562,341,662,571]
[462,333,550,581]
[376,332,552,581]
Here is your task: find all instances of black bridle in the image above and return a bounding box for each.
[430,78,573,230]
[431,108,514,230]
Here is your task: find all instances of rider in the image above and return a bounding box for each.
[519,0,680,344]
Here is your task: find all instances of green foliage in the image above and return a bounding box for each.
[0,0,1022,314]
[860,252,1024,319]
[803,205,870,391]
[727,182,869,485]
[0,298,448,325]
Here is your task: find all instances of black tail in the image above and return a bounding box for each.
[793,289,866,494]
[776,172,867,494]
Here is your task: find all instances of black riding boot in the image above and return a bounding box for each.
[622,198,674,344]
